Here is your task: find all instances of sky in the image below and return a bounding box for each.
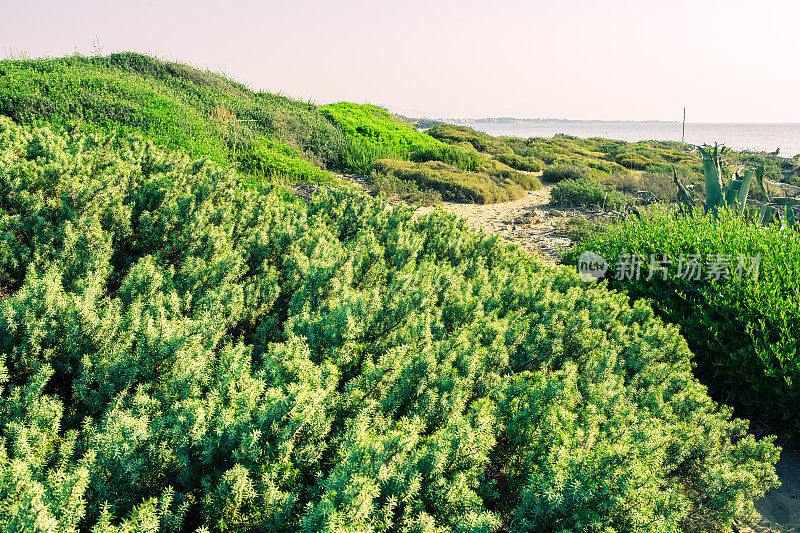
[3,0,799,122]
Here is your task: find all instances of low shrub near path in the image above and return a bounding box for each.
[565,208,800,440]
[551,177,636,210]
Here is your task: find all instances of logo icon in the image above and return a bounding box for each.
[577,251,608,282]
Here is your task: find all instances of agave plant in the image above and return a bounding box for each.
[675,144,800,228]
[754,166,800,228]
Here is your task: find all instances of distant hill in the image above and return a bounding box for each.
[0,52,434,184]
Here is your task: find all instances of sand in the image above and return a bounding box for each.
[414,183,571,265]
[735,450,800,532]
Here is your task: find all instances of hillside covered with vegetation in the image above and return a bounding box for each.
[0,54,541,205]
[0,114,780,533]
[0,53,791,532]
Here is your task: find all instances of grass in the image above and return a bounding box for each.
[368,172,443,205]
[426,124,511,155]
[372,158,525,203]
[409,144,481,172]
[477,157,543,190]
[426,126,800,190]
[601,170,680,203]
[321,102,440,173]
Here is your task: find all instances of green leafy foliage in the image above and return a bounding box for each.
[565,208,800,439]
[551,178,635,210]
[476,158,542,190]
[614,152,652,170]
[0,53,344,185]
[0,117,781,532]
[236,137,337,184]
[367,172,443,206]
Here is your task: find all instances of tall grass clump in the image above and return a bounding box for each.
[565,208,800,439]
[321,102,439,172]
[236,137,337,184]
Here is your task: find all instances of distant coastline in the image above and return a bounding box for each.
[415,119,800,157]
[453,118,679,125]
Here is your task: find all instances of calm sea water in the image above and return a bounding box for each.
[456,122,800,158]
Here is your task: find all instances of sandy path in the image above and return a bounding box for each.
[736,450,800,532]
[415,183,570,265]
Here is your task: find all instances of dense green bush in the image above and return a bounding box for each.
[425,124,509,155]
[565,208,800,439]
[541,164,592,182]
[602,171,679,203]
[0,118,779,531]
[321,103,439,157]
[551,178,635,210]
[367,171,443,205]
[373,159,525,204]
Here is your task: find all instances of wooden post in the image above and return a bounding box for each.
[682,108,686,143]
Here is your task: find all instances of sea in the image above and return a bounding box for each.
[453,121,800,158]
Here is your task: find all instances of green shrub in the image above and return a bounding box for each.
[478,158,543,190]
[368,172,443,205]
[603,171,680,203]
[335,136,397,174]
[0,118,781,531]
[565,208,800,440]
[494,153,545,172]
[542,164,592,182]
[555,216,614,244]
[236,137,336,184]
[426,124,509,155]
[454,141,479,152]
[551,177,635,210]
[410,144,481,172]
[373,158,524,203]
[321,102,439,156]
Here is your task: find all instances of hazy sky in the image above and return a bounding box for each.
[3,0,799,122]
